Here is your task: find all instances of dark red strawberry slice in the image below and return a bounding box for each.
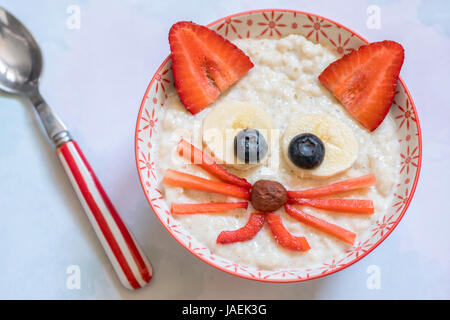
[217,213,265,244]
[319,40,404,131]
[266,213,310,251]
[169,21,254,114]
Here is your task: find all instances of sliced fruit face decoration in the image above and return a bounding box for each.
[162,139,377,251]
[169,22,254,114]
[282,114,358,179]
[162,22,404,254]
[319,40,404,132]
[202,101,274,170]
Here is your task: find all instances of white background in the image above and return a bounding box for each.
[0,0,449,299]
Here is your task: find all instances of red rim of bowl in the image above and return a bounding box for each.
[134,8,422,283]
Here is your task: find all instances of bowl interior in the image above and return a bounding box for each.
[135,9,421,282]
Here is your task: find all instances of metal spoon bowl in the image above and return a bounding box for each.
[0,7,153,290]
[0,8,41,95]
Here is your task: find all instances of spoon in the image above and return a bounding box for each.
[0,8,152,289]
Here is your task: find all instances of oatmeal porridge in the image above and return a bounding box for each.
[154,34,400,270]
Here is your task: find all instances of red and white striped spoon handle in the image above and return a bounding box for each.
[57,140,153,290]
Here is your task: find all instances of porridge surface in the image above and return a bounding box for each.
[154,34,400,270]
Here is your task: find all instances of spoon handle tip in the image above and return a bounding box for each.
[57,140,153,290]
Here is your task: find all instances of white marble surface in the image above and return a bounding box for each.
[0,0,449,299]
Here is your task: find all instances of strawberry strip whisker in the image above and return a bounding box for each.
[266,213,310,252]
[288,198,374,214]
[287,174,376,199]
[162,169,250,200]
[285,204,356,245]
[217,213,265,244]
[177,139,252,190]
[171,201,248,214]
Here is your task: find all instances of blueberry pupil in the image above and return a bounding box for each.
[288,133,325,169]
[234,129,268,164]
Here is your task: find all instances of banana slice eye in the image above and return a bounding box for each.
[202,101,273,170]
[282,114,358,179]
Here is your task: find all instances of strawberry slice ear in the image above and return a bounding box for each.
[319,41,404,131]
[169,21,254,114]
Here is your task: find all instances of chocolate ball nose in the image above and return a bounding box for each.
[251,180,288,212]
